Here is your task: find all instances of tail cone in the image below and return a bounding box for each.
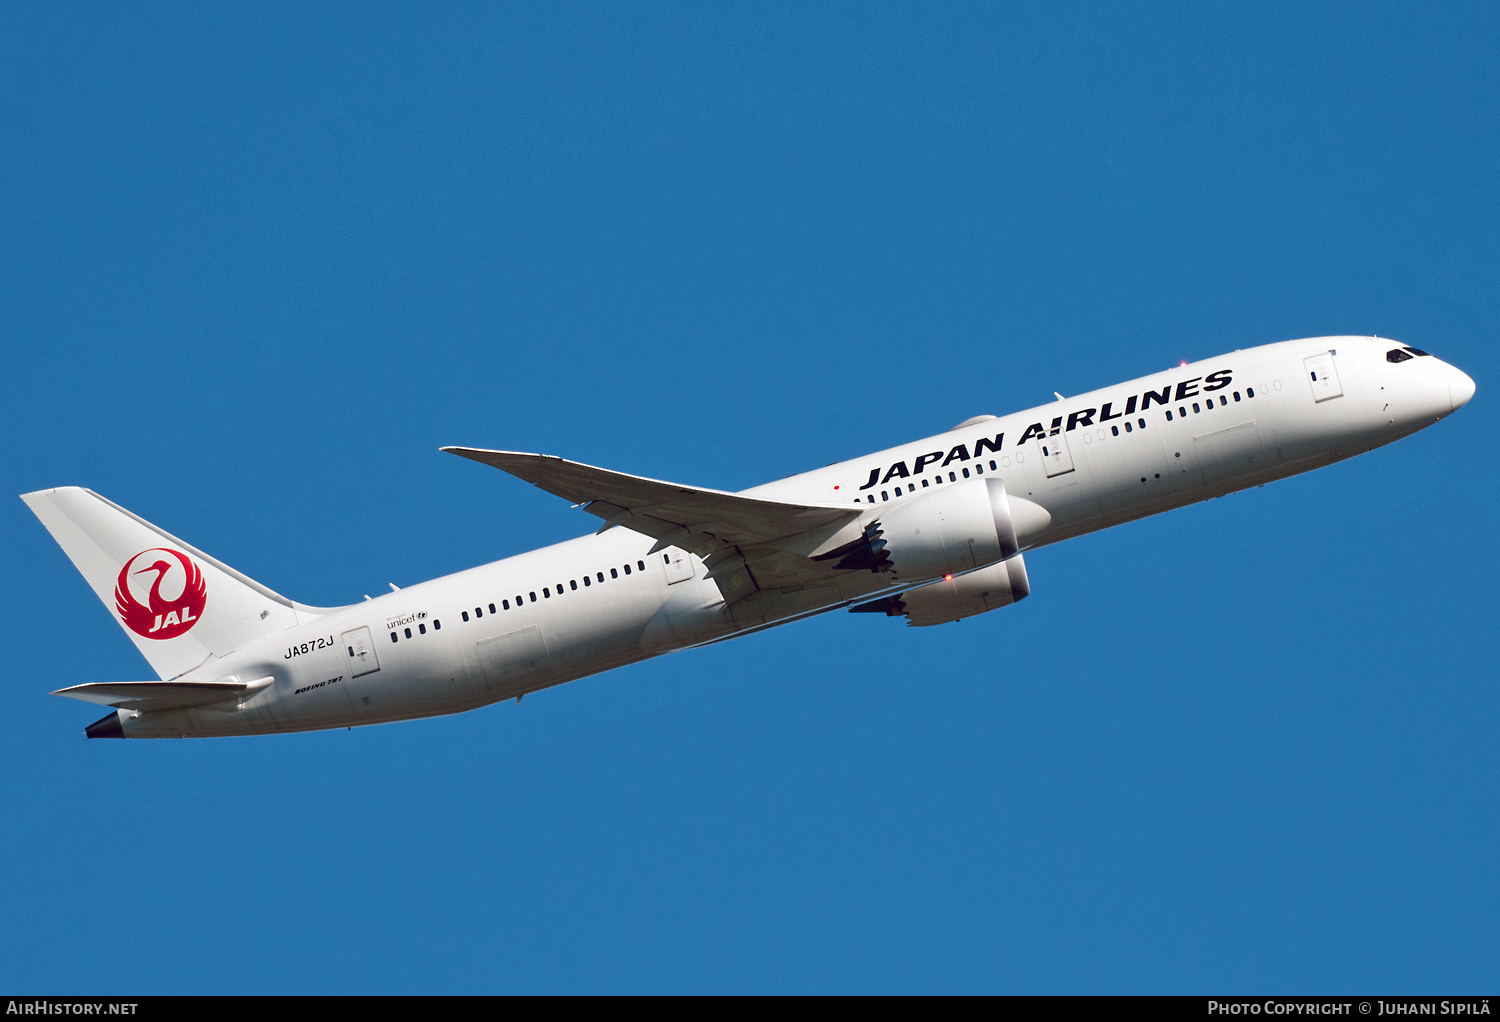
[85,711,124,739]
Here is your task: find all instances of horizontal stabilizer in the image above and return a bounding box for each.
[52,677,273,711]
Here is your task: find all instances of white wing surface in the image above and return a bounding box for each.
[442,447,868,608]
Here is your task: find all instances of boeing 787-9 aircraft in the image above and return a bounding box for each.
[23,336,1475,739]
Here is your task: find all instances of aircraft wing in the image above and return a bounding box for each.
[442,447,867,607]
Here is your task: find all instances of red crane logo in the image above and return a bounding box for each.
[115,548,207,640]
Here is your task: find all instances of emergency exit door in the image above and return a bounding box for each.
[660,548,694,585]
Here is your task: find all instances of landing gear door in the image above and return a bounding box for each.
[1036,432,1075,478]
[1305,352,1343,402]
[343,627,380,678]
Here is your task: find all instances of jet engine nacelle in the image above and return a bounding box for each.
[851,554,1031,626]
[827,478,1051,582]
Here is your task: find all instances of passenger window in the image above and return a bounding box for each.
[867,495,875,502]
[583,575,591,586]
[962,467,971,478]
[1234,391,1241,401]
[404,627,412,639]
[1124,422,1133,432]
[881,491,889,501]
[1165,410,1173,421]
[434,619,441,630]
[503,599,510,610]
[419,623,426,634]
[462,610,469,622]
[1219,396,1227,406]
[529,592,537,602]
[475,606,483,618]
[611,568,618,578]
[1179,406,1186,416]
[597,572,604,582]
[1247,387,1255,398]
[1138,418,1145,428]
[948,471,956,482]
[390,631,398,643]
[515,596,522,606]
[989,460,997,470]
[623,564,631,575]
[1111,426,1119,436]
[489,604,496,614]
[557,583,563,593]
[571,580,578,591]
[638,560,645,571]
[922,478,929,487]
[1193,402,1200,412]
[543,588,550,598]
[663,554,671,564]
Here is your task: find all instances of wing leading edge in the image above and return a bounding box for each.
[441,447,868,609]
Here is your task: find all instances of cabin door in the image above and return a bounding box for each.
[1305,352,1343,402]
[1036,431,1076,478]
[342,627,381,678]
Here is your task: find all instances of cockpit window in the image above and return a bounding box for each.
[1403,346,1432,357]
[1387,348,1413,363]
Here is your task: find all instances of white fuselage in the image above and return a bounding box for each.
[122,336,1474,737]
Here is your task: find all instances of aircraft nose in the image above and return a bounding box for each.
[1449,367,1476,412]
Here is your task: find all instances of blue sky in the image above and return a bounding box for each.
[2,2,1496,993]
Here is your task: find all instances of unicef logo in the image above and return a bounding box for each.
[114,548,207,640]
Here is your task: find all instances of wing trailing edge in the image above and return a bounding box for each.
[442,446,871,615]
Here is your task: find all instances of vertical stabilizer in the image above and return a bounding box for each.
[21,487,338,679]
